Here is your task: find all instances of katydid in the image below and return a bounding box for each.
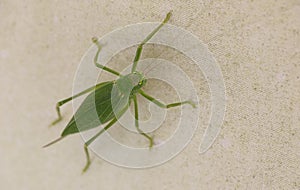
[44,11,196,172]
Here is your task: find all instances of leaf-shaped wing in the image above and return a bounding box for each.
[61,81,122,136]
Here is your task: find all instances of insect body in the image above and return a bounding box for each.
[44,11,195,172]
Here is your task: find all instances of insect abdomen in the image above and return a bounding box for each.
[61,82,116,136]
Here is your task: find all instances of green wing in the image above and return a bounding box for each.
[61,81,128,137]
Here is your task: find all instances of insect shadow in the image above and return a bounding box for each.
[44,11,196,173]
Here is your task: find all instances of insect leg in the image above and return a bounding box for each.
[92,37,121,76]
[82,118,118,173]
[131,11,172,72]
[133,95,153,148]
[139,90,196,109]
[50,83,107,126]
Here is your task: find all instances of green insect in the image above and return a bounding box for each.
[44,11,196,172]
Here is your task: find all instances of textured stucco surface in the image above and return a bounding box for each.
[1,0,299,189]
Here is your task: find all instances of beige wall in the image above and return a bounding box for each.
[1,0,299,189]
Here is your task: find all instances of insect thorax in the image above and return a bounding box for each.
[115,71,147,96]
